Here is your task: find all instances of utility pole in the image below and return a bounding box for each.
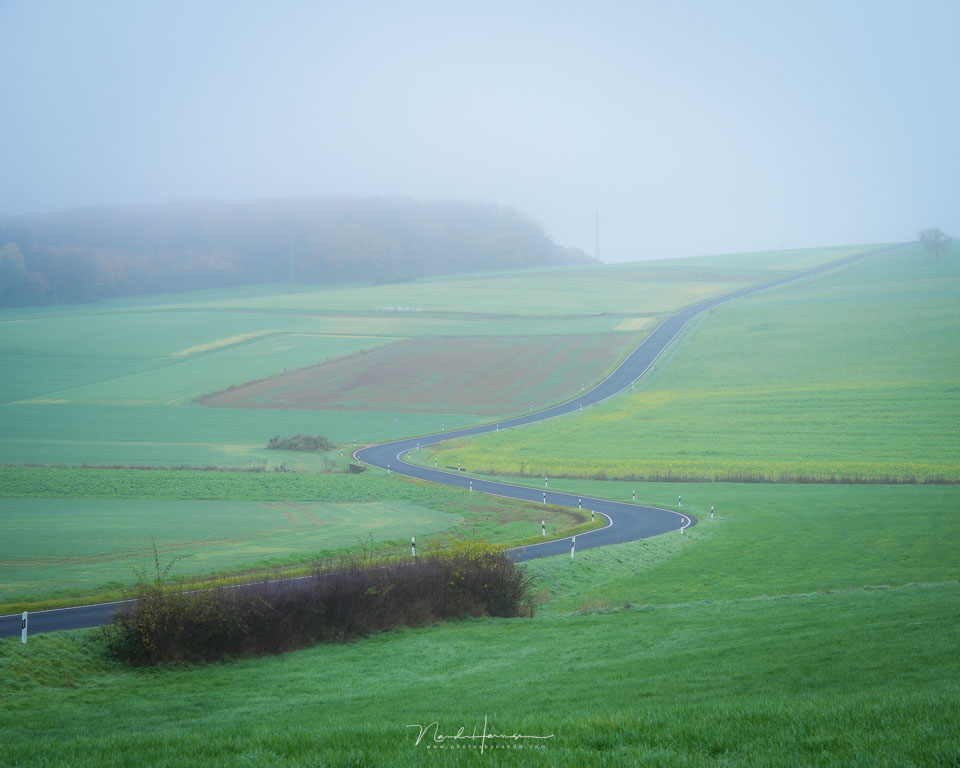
[288,237,296,286]
[594,208,600,262]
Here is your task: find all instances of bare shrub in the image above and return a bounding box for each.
[103,541,534,666]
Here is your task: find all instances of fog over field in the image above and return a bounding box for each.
[1,0,957,261]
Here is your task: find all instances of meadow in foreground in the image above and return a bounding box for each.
[2,570,956,766]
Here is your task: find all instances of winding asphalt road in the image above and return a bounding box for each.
[0,243,905,638]
[353,242,906,555]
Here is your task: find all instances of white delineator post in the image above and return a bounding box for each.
[545,477,548,488]
[411,536,416,559]
[541,520,545,536]
[591,510,595,522]
[542,491,546,504]
[571,536,576,558]
[21,612,27,644]
[711,505,715,519]
[678,494,682,507]
[578,498,582,510]
[632,490,636,502]
[469,480,473,492]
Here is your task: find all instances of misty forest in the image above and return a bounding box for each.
[0,198,589,305]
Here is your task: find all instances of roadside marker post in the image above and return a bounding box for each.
[387,464,390,474]
[571,536,576,558]
[469,480,473,492]
[411,537,416,559]
[632,490,636,502]
[591,510,595,522]
[340,448,343,457]
[541,520,545,536]
[542,491,546,504]
[434,459,437,468]
[21,612,27,644]
[545,477,548,488]
[711,505,715,519]
[578,498,582,510]
[678,494,682,507]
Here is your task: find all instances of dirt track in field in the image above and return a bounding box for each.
[200,334,636,416]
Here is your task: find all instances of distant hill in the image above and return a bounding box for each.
[0,197,591,306]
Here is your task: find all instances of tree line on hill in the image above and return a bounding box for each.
[0,197,591,307]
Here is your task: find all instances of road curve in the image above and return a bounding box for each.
[354,243,906,554]
[0,244,904,638]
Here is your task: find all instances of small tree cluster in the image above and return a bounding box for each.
[267,434,335,452]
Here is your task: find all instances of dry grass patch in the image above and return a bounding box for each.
[200,333,636,415]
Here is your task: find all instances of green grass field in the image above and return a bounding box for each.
[2,241,957,765]
[0,498,459,602]
[521,481,959,610]
[0,496,960,766]
[0,466,594,610]
[0,244,871,469]
[416,243,960,482]
[0,402,486,469]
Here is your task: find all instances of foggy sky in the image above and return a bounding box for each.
[1,0,958,262]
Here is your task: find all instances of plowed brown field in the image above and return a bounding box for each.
[200,333,639,416]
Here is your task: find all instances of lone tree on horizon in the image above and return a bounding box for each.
[918,227,951,262]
